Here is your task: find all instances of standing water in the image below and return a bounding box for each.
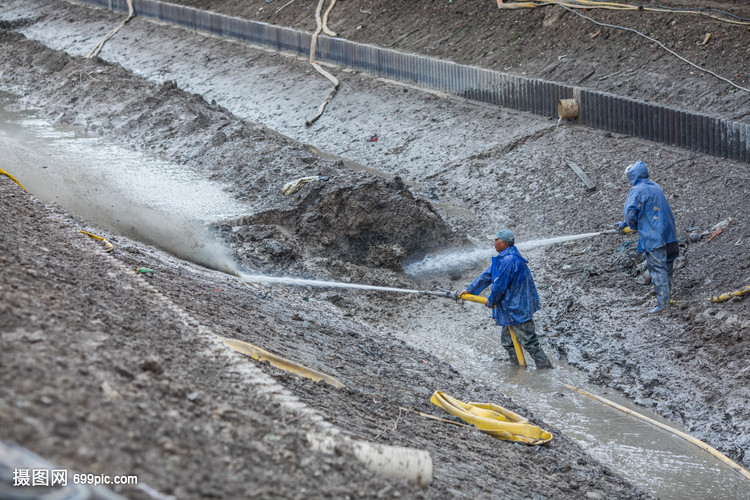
[386,296,750,499]
[0,91,246,272]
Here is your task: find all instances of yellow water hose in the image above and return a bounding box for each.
[459,293,527,366]
[87,0,135,58]
[221,337,345,389]
[0,168,27,191]
[709,285,750,303]
[457,293,489,306]
[400,406,473,428]
[497,0,750,26]
[507,325,527,367]
[568,385,750,481]
[79,230,114,252]
[430,391,553,444]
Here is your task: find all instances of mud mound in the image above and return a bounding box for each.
[221,171,462,278]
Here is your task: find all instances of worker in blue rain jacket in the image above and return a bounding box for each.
[460,229,553,369]
[613,160,678,313]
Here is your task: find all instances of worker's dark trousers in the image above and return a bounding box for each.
[500,320,552,369]
[645,241,679,305]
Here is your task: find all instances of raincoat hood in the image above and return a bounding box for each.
[626,161,649,186]
[501,245,525,262]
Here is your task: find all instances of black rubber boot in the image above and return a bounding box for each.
[535,358,553,370]
[505,347,520,365]
[529,347,553,369]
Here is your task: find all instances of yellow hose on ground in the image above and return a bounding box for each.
[430,391,553,445]
[400,407,473,428]
[79,230,114,252]
[321,0,338,37]
[0,169,28,191]
[459,293,527,366]
[568,385,750,481]
[507,325,527,367]
[221,337,345,389]
[709,285,750,303]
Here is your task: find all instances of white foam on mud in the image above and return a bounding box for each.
[405,231,609,276]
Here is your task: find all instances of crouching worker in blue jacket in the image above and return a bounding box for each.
[461,229,553,369]
[613,160,678,314]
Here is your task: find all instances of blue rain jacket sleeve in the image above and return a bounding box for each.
[623,161,677,253]
[465,246,540,326]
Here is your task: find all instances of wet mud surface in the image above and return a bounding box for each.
[170,0,750,124]
[1,0,749,497]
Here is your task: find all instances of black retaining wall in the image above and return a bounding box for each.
[79,0,749,163]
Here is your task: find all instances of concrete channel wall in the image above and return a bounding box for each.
[82,0,749,163]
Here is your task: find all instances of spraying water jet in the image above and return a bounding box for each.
[405,228,630,276]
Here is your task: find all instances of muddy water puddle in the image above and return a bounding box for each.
[390,303,749,499]
[0,92,247,221]
[0,91,246,270]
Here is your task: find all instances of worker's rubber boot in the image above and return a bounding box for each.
[535,358,553,370]
[506,348,520,366]
[530,349,553,369]
[649,285,670,314]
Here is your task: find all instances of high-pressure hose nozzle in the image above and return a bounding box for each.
[419,289,459,300]
[421,289,488,304]
[438,288,460,300]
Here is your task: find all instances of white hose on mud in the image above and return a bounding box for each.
[308,433,432,489]
[306,0,340,126]
[86,0,135,59]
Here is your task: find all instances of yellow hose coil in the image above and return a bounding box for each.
[460,293,527,366]
[709,285,750,303]
[430,391,553,445]
[221,337,345,389]
[568,385,750,481]
[0,169,28,191]
[79,230,114,252]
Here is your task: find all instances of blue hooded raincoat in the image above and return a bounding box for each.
[623,161,677,253]
[465,245,540,326]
